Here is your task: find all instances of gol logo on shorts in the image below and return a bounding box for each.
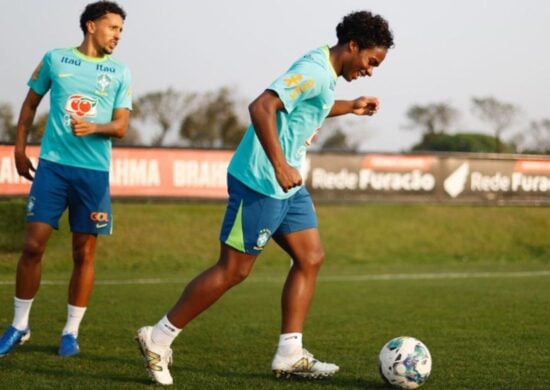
[90,212,109,222]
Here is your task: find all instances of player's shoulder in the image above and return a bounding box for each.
[297,47,330,70]
[35,48,73,68]
[299,46,326,64]
[291,47,332,82]
[45,47,73,57]
[301,46,328,63]
[103,56,131,80]
[36,47,64,60]
[106,55,130,71]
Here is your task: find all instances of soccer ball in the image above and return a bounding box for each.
[378,336,432,389]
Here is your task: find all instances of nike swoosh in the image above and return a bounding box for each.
[96,223,108,228]
[58,73,73,78]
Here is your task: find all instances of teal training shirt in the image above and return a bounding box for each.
[28,48,132,171]
[228,46,337,199]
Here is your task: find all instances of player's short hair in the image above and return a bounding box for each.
[336,11,394,50]
[80,1,127,35]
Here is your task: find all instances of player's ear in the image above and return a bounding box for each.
[348,40,359,54]
[85,20,95,35]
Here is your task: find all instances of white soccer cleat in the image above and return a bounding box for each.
[136,326,174,386]
[272,348,339,379]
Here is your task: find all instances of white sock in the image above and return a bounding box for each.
[61,304,87,337]
[276,332,303,357]
[151,315,182,347]
[12,297,34,331]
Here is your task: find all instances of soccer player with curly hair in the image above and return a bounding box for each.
[137,10,393,385]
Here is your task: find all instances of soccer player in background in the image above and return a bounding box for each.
[0,1,132,358]
[137,10,393,385]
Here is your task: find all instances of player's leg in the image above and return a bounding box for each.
[271,229,338,378]
[16,222,55,299]
[136,244,257,385]
[68,233,98,307]
[0,222,53,357]
[58,165,109,356]
[167,244,257,328]
[57,232,97,357]
[270,188,339,378]
[17,160,67,301]
[136,174,282,385]
[274,228,324,334]
[1,159,66,357]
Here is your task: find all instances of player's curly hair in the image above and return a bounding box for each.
[336,11,394,50]
[80,1,126,35]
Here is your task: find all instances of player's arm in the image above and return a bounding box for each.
[71,107,130,139]
[327,96,380,118]
[248,90,302,192]
[14,89,45,181]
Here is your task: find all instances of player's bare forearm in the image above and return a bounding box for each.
[71,108,130,138]
[14,90,43,154]
[14,108,36,155]
[327,97,380,117]
[14,89,43,180]
[327,100,355,117]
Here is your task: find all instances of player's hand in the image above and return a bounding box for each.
[275,163,303,193]
[352,96,380,116]
[14,151,36,181]
[71,114,97,136]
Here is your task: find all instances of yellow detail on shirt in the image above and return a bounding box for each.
[289,79,315,100]
[284,74,303,87]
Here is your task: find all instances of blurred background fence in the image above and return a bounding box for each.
[1,145,549,205]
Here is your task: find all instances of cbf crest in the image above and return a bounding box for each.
[96,73,112,95]
[26,196,36,216]
[254,229,272,251]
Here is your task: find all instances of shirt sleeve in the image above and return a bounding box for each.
[27,52,52,96]
[114,66,132,110]
[268,61,327,114]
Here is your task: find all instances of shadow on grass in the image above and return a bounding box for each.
[1,345,150,387]
[2,351,390,389]
[2,342,390,389]
[172,366,389,389]
[15,343,58,356]
[2,359,151,387]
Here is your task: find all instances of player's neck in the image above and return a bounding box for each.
[76,40,108,59]
[328,45,346,77]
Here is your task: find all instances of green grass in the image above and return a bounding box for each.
[0,201,549,389]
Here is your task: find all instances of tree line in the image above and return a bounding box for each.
[405,97,549,154]
[1,88,548,154]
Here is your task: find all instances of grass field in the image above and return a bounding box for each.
[0,201,549,389]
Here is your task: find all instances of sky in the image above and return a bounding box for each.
[1,0,549,151]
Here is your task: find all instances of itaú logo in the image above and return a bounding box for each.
[90,212,109,222]
[65,94,97,117]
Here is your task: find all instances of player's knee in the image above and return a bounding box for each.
[298,248,325,270]
[218,250,255,286]
[218,260,253,286]
[72,245,96,266]
[311,249,325,268]
[226,266,251,286]
[21,238,46,261]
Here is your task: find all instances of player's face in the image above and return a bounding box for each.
[88,13,124,55]
[343,43,387,82]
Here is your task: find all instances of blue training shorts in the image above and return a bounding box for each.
[26,158,112,235]
[220,174,318,255]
